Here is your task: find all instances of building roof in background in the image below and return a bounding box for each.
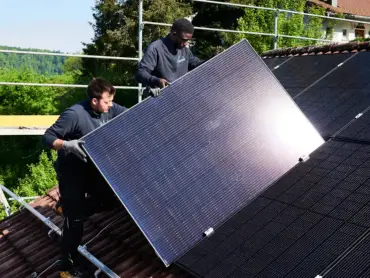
[309,0,370,17]
[0,187,193,278]
[262,41,370,57]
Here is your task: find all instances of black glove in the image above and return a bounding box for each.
[62,139,87,162]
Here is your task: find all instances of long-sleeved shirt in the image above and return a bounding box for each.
[42,99,126,176]
[136,35,204,88]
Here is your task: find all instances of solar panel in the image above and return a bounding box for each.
[262,56,291,70]
[334,107,370,141]
[178,140,370,277]
[82,39,324,266]
[293,52,370,139]
[273,53,354,98]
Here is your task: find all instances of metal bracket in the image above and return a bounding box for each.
[299,154,310,163]
[203,227,214,237]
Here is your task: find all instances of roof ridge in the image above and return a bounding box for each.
[262,41,370,57]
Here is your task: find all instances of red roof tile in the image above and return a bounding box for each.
[0,187,193,278]
[310,0,370,17]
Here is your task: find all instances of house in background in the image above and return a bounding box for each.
[309,0,370,42]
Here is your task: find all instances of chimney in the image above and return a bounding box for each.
[329,0,338,7]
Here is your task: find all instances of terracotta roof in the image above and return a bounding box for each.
[0,187,193,278]
[309,0,370,17]
[262,41,370,57]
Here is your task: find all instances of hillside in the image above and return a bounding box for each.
[0,46,66,75]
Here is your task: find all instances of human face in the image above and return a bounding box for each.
[91,91,114,113]
[174,32,193,49]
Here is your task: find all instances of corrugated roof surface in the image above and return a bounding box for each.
[0,188,193,278]
[177,116,370,277]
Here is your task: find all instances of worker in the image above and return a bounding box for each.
[42,77,126,278]
[136,18,204,97]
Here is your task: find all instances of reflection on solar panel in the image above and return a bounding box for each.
[273,53,354,98]
[82,39,324,266]
[293,52,370,139]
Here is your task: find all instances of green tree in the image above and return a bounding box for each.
[233,0,327,54]
[0,68,75,114]
[0,46,66,75]
[191,0,252,58]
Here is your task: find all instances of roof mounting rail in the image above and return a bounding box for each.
[0,183,120,278]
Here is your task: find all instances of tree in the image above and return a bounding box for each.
[0,46,66,75]
[191,0,252,58]
[232,0,327,53]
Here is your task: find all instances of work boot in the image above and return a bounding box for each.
[55,199,64,216]
[60,258,84,278]
[59,268,84,278]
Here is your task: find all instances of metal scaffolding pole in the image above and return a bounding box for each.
[0,82,140,90]
[0,49,139,61]
[0,183,120,278]
[0,186,11,216]
[138,0,144,103]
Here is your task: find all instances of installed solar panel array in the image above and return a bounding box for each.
[82,39,323,266]
[267,52,370,139]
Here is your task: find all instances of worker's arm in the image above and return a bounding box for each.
[188,50,205,70]
[136,45,162,88]
[42,109,87,162]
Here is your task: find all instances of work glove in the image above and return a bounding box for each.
[149,87,161,97]
[62,139,87,162]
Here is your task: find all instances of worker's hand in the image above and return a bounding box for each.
[62,139,87,163]
[158,78,170,88]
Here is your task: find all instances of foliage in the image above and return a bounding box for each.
[0,68,75,114]
[231,0,327,54]
[191,0,253,58]
[14,150,57,197]
[0,46,66,75]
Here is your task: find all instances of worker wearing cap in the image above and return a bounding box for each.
[136,18,204,97]
[42,77,126,278]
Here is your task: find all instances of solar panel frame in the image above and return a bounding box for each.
[81,39,324,266]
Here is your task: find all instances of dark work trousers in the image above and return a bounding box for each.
[57,169,119,270]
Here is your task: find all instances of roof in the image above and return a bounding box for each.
[177,108,370,277]
[309,0,370,17]
[262,41,370,57]
[0,188,193,278]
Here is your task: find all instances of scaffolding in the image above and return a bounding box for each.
[1,1,370,275]
[1,0,370,114]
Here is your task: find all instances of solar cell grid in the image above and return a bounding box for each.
[82,39,323,266]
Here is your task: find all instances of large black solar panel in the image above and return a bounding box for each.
[179,140,370,277]
[293,52,370,139]
[273,53,354,98]
[82,39,324,266]
[334,107,370,141]
[262,56,291,70]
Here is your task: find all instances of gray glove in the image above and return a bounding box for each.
[149,87,161,97]
[62,139,87,162]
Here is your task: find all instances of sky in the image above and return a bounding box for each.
[0,0,95,53]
